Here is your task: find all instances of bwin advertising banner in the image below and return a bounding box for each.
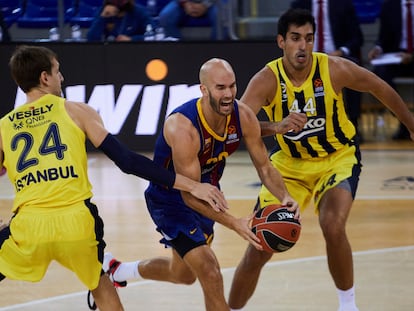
[0,41,280,151]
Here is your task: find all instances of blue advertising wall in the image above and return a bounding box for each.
[0,41,282,151]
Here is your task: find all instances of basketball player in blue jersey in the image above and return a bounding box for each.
[0,45,228,311]
[102,58,299,311]
[228,9,414,311]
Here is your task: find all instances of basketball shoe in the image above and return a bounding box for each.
[103,252,127,288]
[86,253,127,310]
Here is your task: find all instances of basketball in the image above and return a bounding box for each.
[251,204,301,253]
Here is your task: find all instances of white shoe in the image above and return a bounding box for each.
[103,252,127,288]
[102,252,113,273]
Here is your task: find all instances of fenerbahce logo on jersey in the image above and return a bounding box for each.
[283,78,326,140]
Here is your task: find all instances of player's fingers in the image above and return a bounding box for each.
[246,217,263,251]
[213,200,227,212]
[209,199,221,212]
[246,212,256,226]
[215,191,229,210]
[246,226,261,244]
[217,204,228,212]
[247,235,263,251]
[204,187,228,212]
[283,201,300,218]
[211,196,228,212]
[295,207,301,221]
[284,201,294,211]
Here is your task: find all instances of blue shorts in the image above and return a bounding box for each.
[145,187,214,257]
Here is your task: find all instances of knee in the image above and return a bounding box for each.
[179,274,197,285]
[174,271,197,285]
[246,252,269,268]
[198,263,223,285]
[320,218,346,241]
[237,246,272,273]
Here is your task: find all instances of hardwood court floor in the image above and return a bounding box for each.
[0,141,413,310]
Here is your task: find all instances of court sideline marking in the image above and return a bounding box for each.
[0,245,413,311]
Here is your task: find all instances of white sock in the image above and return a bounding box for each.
[337,286,359,311]
[113,261,141,282]
[230,309,244,311]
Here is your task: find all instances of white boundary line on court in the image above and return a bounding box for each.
[0,245,413,310]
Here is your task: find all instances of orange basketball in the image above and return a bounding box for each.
[251,204,301,253]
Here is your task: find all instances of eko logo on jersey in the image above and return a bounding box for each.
[283,117,326,140]
[284,96,326,140]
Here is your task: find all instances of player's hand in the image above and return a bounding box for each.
[281,197,300,221]
[277,112,307,134]
[190,183,228,212]
[232,214,263,251]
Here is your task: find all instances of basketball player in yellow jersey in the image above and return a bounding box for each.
[0,45,228,311]
[228,9,414,311]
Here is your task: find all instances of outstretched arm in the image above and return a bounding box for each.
[98,133,227,211]
[241,65,307,137]
[259,112,307,136]
[331,57,414,140]
[238,102,300,217]
[65,101,228,211]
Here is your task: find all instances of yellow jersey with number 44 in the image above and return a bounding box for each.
[0,94,92,212]
[263,52,356,159]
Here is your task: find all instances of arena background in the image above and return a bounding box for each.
[0,42,282,151]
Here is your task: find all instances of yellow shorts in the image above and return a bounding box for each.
[259,145,361,213]
[0,199,105,290]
